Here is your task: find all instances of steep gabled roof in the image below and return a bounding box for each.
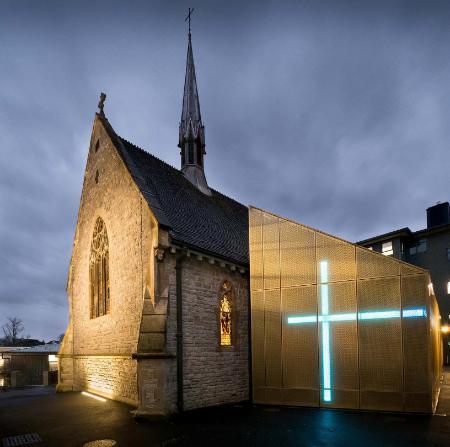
[100,115,249,265]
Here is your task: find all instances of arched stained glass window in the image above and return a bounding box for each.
[90,217,110,318]
[220,281,233,346]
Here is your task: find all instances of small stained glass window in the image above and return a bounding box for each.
[220,281,232,346]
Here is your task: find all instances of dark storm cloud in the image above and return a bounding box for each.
[1,0,450,340]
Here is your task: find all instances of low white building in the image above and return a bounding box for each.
[1,342,60,387]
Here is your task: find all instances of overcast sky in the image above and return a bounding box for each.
[1,0,450,341]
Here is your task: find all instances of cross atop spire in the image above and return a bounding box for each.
[178,19,210,196]
[185,8,194,35]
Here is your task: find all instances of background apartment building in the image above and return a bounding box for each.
[358,202,450,363]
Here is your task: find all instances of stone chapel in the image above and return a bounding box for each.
[57,30,250,417]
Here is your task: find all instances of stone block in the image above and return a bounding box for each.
[141,315,166,333]
[139,333,165,352]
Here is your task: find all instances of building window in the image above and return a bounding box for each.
[447,248,450,261]
[90,217,110,318]
[219,281,233,346]
[409,239,427,256]
[417,239,427,253]
[382,241,393,256]
[48,354,58,372]
[447,281,450,295]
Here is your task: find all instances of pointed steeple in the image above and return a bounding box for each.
[181,34,202,128]
[178,31,210,195]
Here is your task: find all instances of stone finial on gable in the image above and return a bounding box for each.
[98,92,107,116]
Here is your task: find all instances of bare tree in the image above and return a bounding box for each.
[2,317,24,345]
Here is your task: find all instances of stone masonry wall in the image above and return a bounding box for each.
[61,116,154,404]
[165,254,249,411]
[73,356,138,405]
[60,115,250,412]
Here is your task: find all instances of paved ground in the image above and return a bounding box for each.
[1,374,450,447]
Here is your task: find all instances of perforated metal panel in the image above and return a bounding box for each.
[316,233,356,283]
[249,207,441,413]
[264,289,282,387]
[249,208,264,292]
[402,274,429,409]
[280,220,316,288]
[251,290,265,390]
[401,262,424,276]
[263,213,280,291]
[358,277,403,411]
[282,286,319,406]
[320,281,359,409]
[356,247,400,279]
[429,296,442,411]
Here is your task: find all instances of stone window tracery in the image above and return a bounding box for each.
[89,217,110,318]
[220,281,233,346]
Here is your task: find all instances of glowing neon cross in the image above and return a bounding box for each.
[287,260,427,403]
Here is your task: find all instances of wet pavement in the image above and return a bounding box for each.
[1,377,450,447]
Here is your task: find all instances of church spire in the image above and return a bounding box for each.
[178,13,210,195]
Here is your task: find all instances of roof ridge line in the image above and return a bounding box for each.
[210,187,246,207]
[118,135,182,174]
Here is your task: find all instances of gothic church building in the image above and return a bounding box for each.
[57,32,250,416]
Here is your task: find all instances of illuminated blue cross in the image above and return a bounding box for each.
[287,260,427,403]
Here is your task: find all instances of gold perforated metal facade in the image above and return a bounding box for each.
[249,207,442,413]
